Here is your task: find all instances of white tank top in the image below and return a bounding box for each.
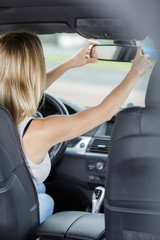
[17,117,51,186]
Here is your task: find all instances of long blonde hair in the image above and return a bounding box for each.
[0,31,46,125]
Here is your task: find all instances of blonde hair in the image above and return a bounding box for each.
[0,31,46,125]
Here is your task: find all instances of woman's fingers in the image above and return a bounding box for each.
[135,45,143,57]
[83,40,100,52]
[145,54,150,60]
[131,45,152,76]
[86,57,98,63]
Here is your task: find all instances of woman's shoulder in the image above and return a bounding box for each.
[17,116,34,140]
[21,118,50,165]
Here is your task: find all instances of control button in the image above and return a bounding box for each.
[96,162,104,172]
[95,176,100,182]
[89,175,95,181]
[88,164,96,171]
[80,143,85,148]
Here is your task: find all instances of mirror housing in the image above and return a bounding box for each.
[90,44,139,62]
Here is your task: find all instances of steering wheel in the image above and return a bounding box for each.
[38,93,69,169]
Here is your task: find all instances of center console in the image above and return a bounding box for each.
[36,211,105,240]
[85,136,109,186]
[66,135,109,186]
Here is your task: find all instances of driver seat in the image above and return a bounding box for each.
[0,105,105,240]
[0,105,39,240]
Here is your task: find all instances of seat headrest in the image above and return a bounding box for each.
[145,59,160,108]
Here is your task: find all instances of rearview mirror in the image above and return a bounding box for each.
[90,44,138,62]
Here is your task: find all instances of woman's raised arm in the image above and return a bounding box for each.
[46,40,98,89]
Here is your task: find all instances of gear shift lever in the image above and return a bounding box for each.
[92,186,105,213]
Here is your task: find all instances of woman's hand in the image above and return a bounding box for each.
[67,40,99,68]
[131,45,152,77]
[46,40,98,88]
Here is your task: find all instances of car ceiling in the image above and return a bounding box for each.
[0,0,159,42]
[0,1,109,34]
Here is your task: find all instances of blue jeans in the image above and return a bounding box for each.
[36,183,54,223]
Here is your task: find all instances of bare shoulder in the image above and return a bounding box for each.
[22,118,50,164]
[22,116,63,152]
[24,118,51,147]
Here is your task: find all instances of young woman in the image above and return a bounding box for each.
[0,31,152,222]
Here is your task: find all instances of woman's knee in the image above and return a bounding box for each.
[38,193,54,223]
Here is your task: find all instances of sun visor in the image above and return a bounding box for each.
[76,18,146,40]
[0,22,73,35]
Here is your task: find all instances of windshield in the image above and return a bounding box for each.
[41,33,155,108]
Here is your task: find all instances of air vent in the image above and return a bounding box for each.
[89,138,109,154]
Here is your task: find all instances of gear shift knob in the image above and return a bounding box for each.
[92,186,105,213]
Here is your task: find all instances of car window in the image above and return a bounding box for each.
[40,33,155,108]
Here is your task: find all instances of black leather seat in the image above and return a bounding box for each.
[0,105,105,240]
[105,60,160,240]
[0,105,39,240]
